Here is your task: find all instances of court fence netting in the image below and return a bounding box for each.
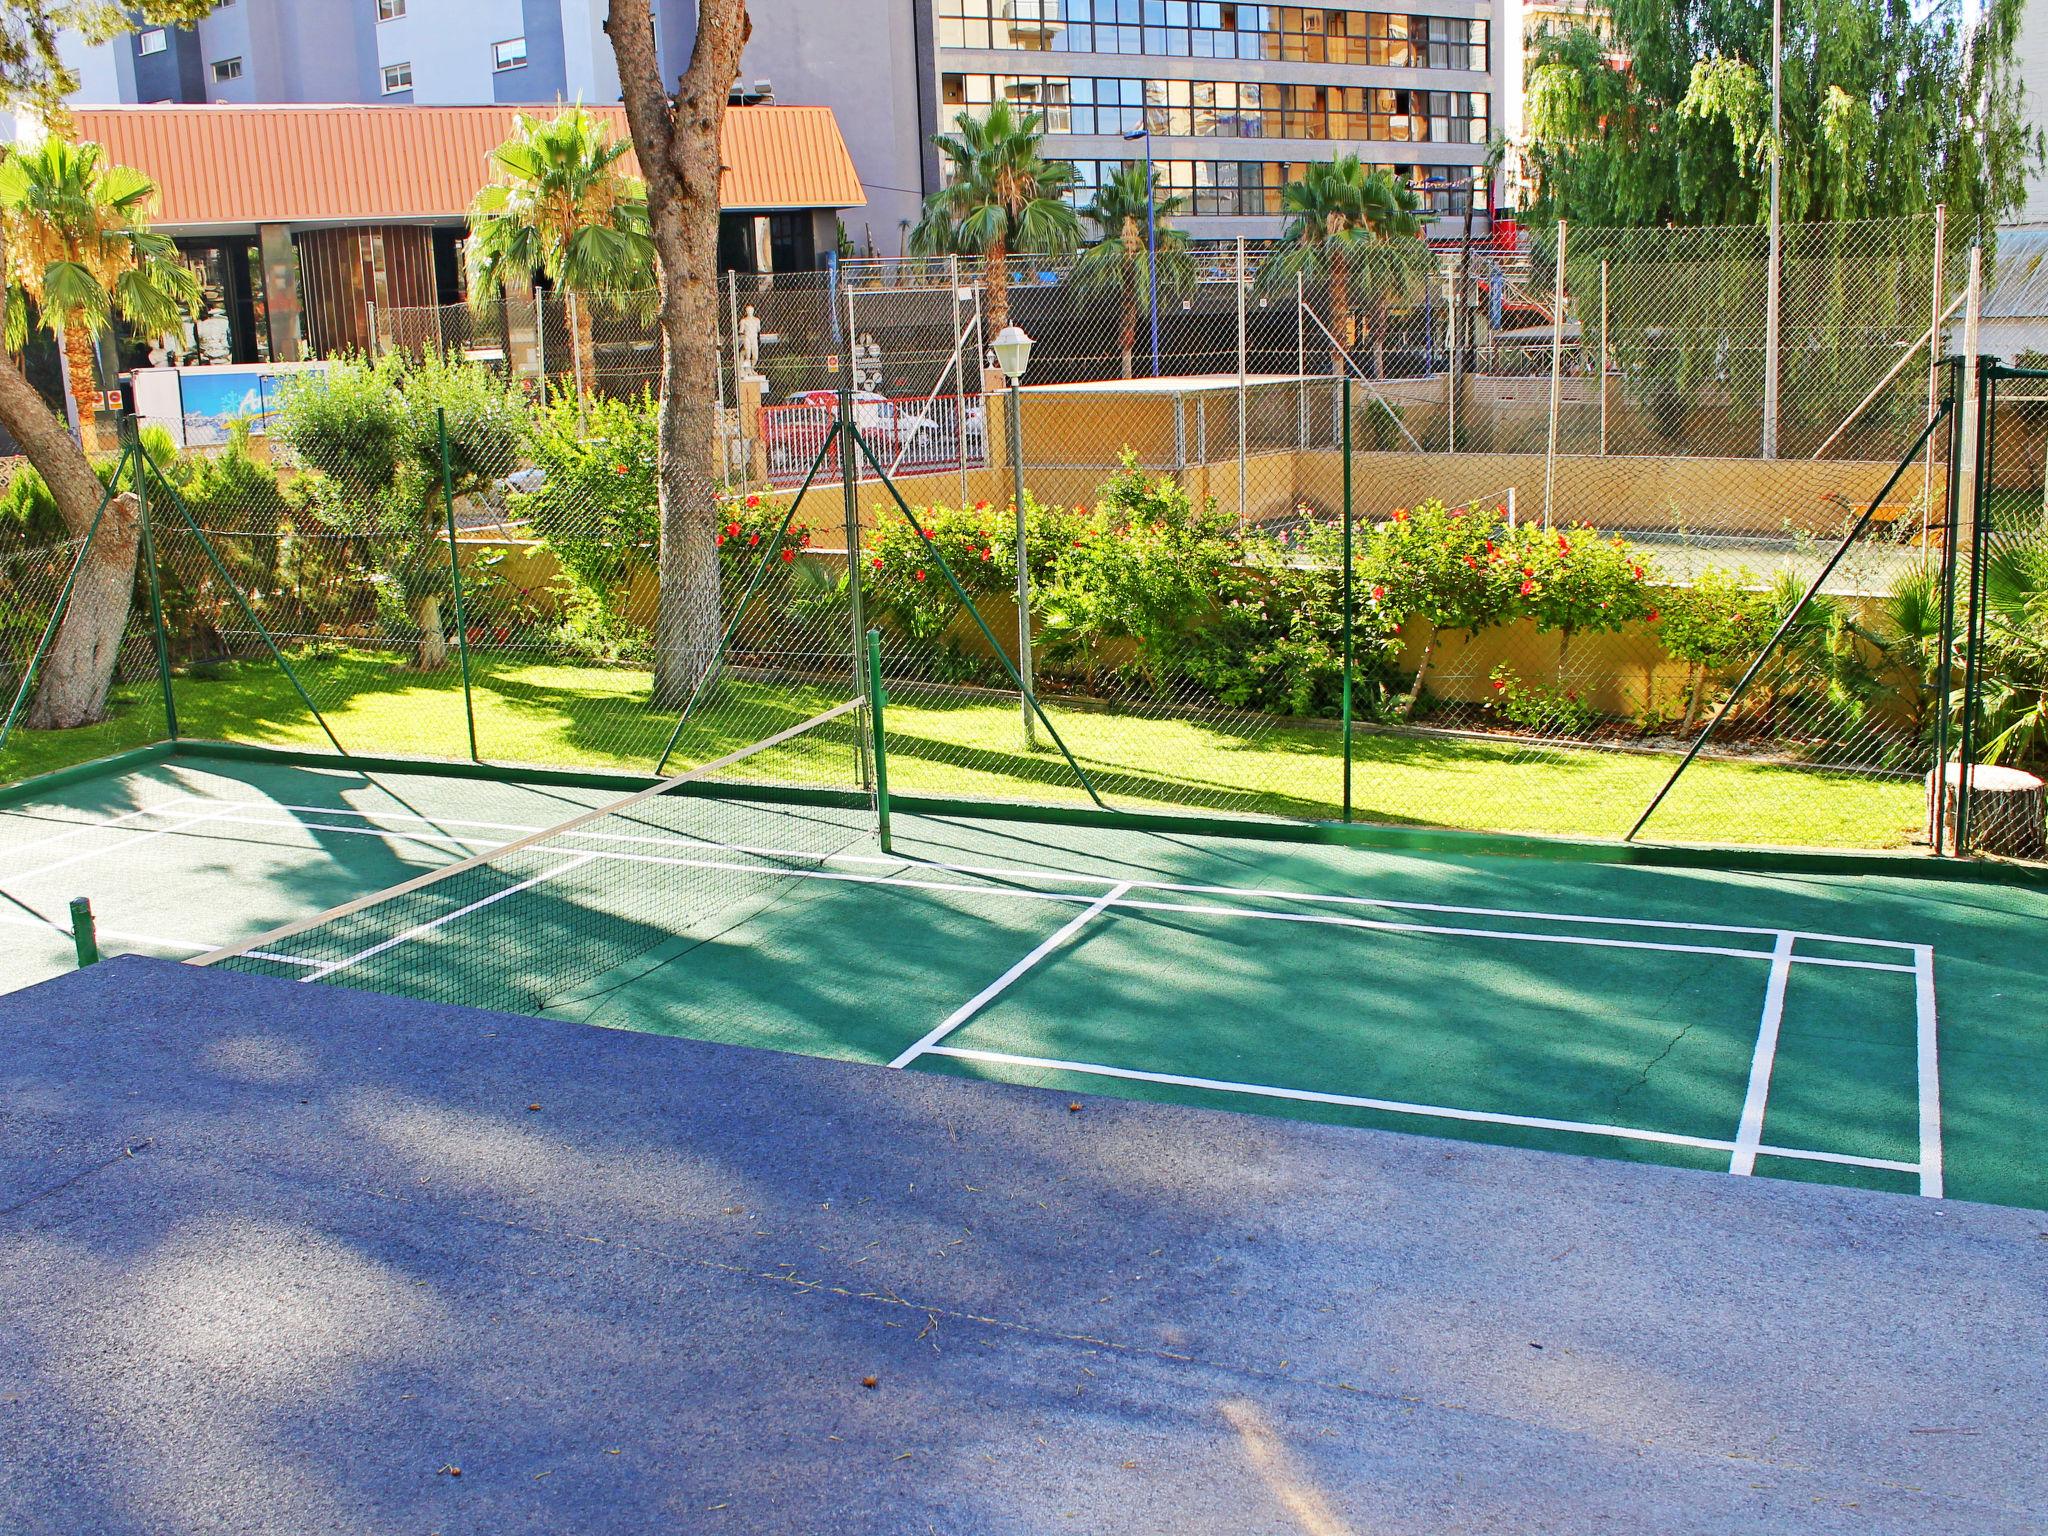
[1,335,2043,869]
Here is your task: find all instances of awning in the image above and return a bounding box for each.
[61,102,866,230]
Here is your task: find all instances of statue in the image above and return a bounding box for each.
[738,305,763,381]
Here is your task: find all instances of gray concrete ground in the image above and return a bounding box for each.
[1,956,2042,1536]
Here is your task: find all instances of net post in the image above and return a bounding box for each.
[438,408,480,762]
[131,420,179,743]
[1930,355,1964,856]
[0,445,131,757]
[69,897,99,968]
[1340,375,1354,823]
[1955,359,1997,856]
[866,628,892,855]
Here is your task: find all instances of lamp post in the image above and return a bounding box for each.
[992,323,1038,748]
[1121,125,1161,378]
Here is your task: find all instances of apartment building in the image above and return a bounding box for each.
[63,2,1502,243]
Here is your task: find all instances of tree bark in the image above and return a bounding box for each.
[1119,291,1137,380]
[983,237,1010,335]
[63,326,106,455]
[610,0,750,710]
[0,344,140,732]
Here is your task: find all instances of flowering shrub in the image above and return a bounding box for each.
[1509,523,1657,671]
[865,498,1012,647]
[1484,665,1600,736]
[1358,500,1520,714]
[1655,566,1768,729]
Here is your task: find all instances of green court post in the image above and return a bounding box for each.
[1340,375,1354,822]
[840,380,874,790]
[438,409,480,762]
[69,897,99,968]
[132,421,179,741]
[866,628,892,854]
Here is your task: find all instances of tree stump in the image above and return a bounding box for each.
[1926,762,2048,859]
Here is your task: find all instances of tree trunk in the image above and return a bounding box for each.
[1119,292,1137,381]
[0,348,140,732]
[1680,666,1708,733]
[63,326,106,455]
[411,594,449,671]
[983,237,1011,336]
[610,0,751,711]
[1329,258,1351,374]
[570,292,598,405]
[1400,626,1436,719]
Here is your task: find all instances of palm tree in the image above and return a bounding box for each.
[466,107,654,398]
[0,137,198,453]
[909,102,1081,336]
[1256,155,1427,376]
[1071,163,1194,379]
[0,136,198,733]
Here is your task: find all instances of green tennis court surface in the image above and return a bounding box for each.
[5,749,2045,1210]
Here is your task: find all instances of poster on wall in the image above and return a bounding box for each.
[131,360,329,448]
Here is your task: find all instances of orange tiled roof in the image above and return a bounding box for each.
[63,102,865,227]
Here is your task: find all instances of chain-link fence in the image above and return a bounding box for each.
[11,212,2043,864]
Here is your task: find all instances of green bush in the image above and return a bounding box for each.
[1485,664,1600,736]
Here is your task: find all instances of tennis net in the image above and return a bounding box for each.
[193,699,877,1016]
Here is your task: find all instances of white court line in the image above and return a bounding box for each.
[2,798,192,862]
[222,798,1920,954]
[12,807,233,885]
[179,807,1917,973]
[1730,931,1797,1177]
[299,851,603,983]
[1914,945,1944,1199]
[888,882,1133,1070]
[923,1047,1924,1177]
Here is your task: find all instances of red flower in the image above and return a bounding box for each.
[1522,566,1535,577]
[747,494,762,508]
[715,534,725,546]
[1496,505,1507,517]
[1557,535,1570,553]
[1448,506,1465,519]
[980,548,991,560]
[914,569,927,582]
[1483,539,1496,555]
[1630,564,1643,580]
[1519,579,1536,596]
[749,533,761,546]
[1491,678,1507,692]
[1646,608,1660,622]
[872,557,883,569]
[974,500,989,511]
[612,463,628,476]
[1462,554,1478,568]
[1371,584,1387,600]
[780,548,795,563]
[1391,507,1409,522]
[726,522,740,537]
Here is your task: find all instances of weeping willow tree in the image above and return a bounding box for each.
[1520,0,2041,230]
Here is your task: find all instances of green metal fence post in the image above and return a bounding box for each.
[840,380,874,790]
[1954,360,1997,856]
[69,897,99,968]
[438,409,480,762]
[0,447,131,758]
[1341,375,1354,822]
[1930,356,1964,856]
[867,628,892,854]
[132,421,179,742]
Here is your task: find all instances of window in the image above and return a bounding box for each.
[381,60,412,92]
[138,29,168,54]
[210,57,243,82]
[492,36,528,71]
[377,0,406,19]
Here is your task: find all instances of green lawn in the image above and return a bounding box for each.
[0,648,1923,848]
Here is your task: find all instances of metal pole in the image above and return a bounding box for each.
[950,254,969,503]
[69,897,99,969]
[132,422,178,741]
[1955,361,1994,855]
[1145,131,1161,378]
[1445,261,1458,452]
[1543,219,1567,529]
[1762,0,1783,459]
[839,378,873,788]
[1924,204,1947,545]
[1236,234,1248,530]
[1009,378,1036,749]
[1341,375,1354,822]
[1297,270,1307,448]
[866,628,892,854]
[1930,357,1963,856]
[437,408,479,762]
[1598,257,1610,457]
[532,290,546,387]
